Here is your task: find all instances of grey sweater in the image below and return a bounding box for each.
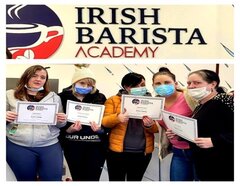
[6,89,66,147]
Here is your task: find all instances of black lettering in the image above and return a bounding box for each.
[88,7,107,24]
[168,28,187,44]
[109,8,119,24]
[121,8,136,25]
[76,27,94,44]
[95,27,117,44]
[152,28,167,44]
[186,28,207,45]
[119,28,139,44]
[139,8,160,25]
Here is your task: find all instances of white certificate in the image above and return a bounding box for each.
[16,101,59,125]
[66,100,105,126]
[121,95,165,120]
[161,110,198,142]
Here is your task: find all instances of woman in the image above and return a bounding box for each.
[187,69,234,181]
[58,64,107,181]
[6,65,67,181]
[153,67,197,181]
[102,72,158,181]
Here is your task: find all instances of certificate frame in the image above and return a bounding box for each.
[161,110,198,142]
[121,95,165,120]
[66,100,105,126]
[16,101,59,125]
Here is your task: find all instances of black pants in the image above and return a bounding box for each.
[64,142,106,181]
[106,150,152,181]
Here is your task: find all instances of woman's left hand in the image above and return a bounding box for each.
[56,113,67,123]
[90,121,101,132]
[194,138,213,148]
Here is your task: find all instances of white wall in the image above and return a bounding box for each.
[6,64,234,98]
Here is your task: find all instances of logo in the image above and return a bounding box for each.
[27,105,35,111]
[75,105,82,111]
[169,115,175,122]
[132,99,140,105]
[6,5,64,59]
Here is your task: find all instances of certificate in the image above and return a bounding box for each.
[66,100,105,126]
[161,110,198,142]
[16,101,59,125]
[121,95,165,120]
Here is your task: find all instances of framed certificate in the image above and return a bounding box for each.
[66,100,105,126]
[121,95,165,120]
[16,101,59,125]
[161,110,198,142]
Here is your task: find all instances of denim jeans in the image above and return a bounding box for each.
[170,147,196,181]
[7,139,63,181]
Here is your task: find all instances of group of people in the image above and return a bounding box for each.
[6,64,234,181]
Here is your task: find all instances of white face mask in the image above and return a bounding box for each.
[187,87,211,101]
[25,85,44,92]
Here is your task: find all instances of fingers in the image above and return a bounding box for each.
[71,121,82,131]
[90,121,101,132]
[194,138,213,148]
[117,110,129,123]
[6,111,18,122]
[165,129,176,139]
[142,116,154,127]
[56,113,67,123]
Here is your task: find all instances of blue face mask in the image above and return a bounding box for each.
[75,86,93,95]
[154,84,175,97]
[130,87,147,96]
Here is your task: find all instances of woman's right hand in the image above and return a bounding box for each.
[165,128,178,140]
[117,108,129,123]
[6,111,18,123]
[66,121,82,133]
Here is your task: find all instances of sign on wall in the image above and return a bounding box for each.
[6,4,234,59]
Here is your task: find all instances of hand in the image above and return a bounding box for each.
[56,113,67,123]
[118,108,129,123]
[6,111,18,123]
[66,121,82,133]
[194,138,213,148]
[165,129,178,140]
[142,116,154,128]
[90,121,101,132]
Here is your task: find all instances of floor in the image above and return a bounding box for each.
[7,138,173,181]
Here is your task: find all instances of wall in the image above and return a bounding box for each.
[6,64,234,98]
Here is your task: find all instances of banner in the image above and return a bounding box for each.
[6,4,234,59]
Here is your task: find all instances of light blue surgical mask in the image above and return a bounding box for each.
[130,87,147,96]
[24,85,44,92]
[154,84,175,97]
[75,85,92,94]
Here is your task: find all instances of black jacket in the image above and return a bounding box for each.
[58,89,108,148]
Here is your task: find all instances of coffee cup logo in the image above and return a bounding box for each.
[6,5,64,59]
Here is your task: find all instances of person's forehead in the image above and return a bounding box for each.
[188,73,203,80]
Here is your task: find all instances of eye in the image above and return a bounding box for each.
[40,76,46,80]
[164,81,171,85]
[195,82,201,85]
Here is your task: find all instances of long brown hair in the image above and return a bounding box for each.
[14,65,50,101]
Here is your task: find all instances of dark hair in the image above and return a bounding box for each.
[121,72,145,88]
[188,69,224,93]
[152,67,176,82]
[14,65,50,101]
